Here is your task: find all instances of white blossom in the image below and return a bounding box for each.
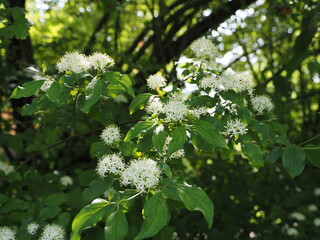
[314,218,320,227]
[190,38,218,59]
[60,176,73,186]
[286,227,298,236]
[170,149,185,159]
[0,227,16,240]
[308,204,318,212]
[203,60,223,71]
[220,70,254,93]
[120,159,161,191]
[88,52,114,70]
[100,125,121,145]
[314,188,320,196]
[199,75,221,90]
[251,95,274,115]
[39,224,65,240]
[27,222,39,235]
[96,153,125,176]
[225,119,248,136]
[154,125,164,135]
[146,73,167,90]
[163,99,188,122]
[145,98,163,115]
[56,51,90,73]
[0,161,14,175]
[40,80,53,92]
[189,107,207,118]
[290,212,306,221]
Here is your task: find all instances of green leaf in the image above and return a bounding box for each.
[168,126,187,155]
[90,141,112,159]
[43,193,68,207]
[119,141,138,157]
[82,178,114,203]
[124,121,155,141]
[79,78,103,113]
[135,193,170,240]
[266,147,283,165]
[241,142,264,168]
[304,144,320,167]
[104,72,135,97]
[46,82,69,104]
[137,126,155,153]
[282,144,305,178]
[10,81,45,99]
[129,93,153,114]
[105,209,128,240]
[39,206,62,220]
[176,185,214,228]
[193,120,228,149]
[152,127,168,153]
[71,201,114,240]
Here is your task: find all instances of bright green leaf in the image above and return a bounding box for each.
[10,81,45,99]
[79,78,103,113]
[124,121,155,141]
[82,178,114,203]
[241,142,264,168]
[135,193,170,240]
[129,93,153,114]
[104,209,128,240]
[168,126,186,155]
[282,144,305,178]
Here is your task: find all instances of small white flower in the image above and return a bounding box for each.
[60,176,73,186]
[314,218,320,227]
[146,73,167,90]
[96,153,125,176]
[113,94,128,103]
[0,227,16,240]
[314,188,320,196]
[251,95,274,115]
[170,149,185,159]
[204,60,223,71]
[220,70,254,93]
[308,204,318,212]
[162,136,172,153]
[120,158,161,191]
[290,212,306,221]
[199,75,221,90]
[145,98,163,115]
[0,161,14,175]
[56,51,91,73]
[100,125,121,145]
[190,38,218,59]
[189,107,207,118]
[163,99,188,122]
[286,227,298,236]
[154,125,164,135]
[27,222,39,235]
[88,52,114,70]
[40,80,53,92]
[225,119,248,136]
[39,224,65,240]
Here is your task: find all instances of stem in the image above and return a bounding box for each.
[298,132,320,146]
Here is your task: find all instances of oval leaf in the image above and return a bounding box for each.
[105,209,128,240]
[282,144,305,178]
[10,80,45,99]
[135,193,170,240]
[168,126,186,155]
[129,93,153,114]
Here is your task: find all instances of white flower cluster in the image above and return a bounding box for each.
[314,218,320,227]
[308,204,318,212]
[60,175,73,186]
[40,80,53,92]
[290,212,306,221]
[225,119,248,136]
[199,70,254,94]
[190,38,218,59]
[56,51,114,73]
[163,98,188,121]
[120,158,161,191]
[27,222,39,235]
[146,73,167,90]
[145,98,163,115]
[88,52,114,70]
[189,107,207,118]
[96,153,125,176]
[0,227,16,240]
[0,161,14,175]
[39,224,65,240]
[100,125,121,145]
[251,95,274,115]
